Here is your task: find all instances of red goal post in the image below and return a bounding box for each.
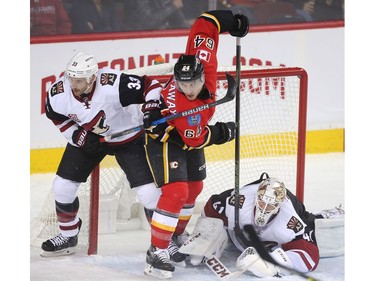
[31,65,308,256]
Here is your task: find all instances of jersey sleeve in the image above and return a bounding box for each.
[202,189,233,227]
[118,73,162,107]
[286,189,316,224]
[184,10,240,94]
[45,84,79,145]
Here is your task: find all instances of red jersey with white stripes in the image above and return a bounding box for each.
[161,12,223,148]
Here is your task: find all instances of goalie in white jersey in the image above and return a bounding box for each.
[179,172,344,278]
[41,52,163,257]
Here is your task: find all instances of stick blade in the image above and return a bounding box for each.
[224,73,236,101]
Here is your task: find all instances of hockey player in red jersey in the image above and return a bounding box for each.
[41,52,163,257]
[142,10,249,278]
[183,172,344,278]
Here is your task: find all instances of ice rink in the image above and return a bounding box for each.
[29,153,345,281]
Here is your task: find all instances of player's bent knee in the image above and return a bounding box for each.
[52,175,80,203]
[134,182,162,209]
[186,181,203,203]
[162,182,189,204]
[282,239,319,272]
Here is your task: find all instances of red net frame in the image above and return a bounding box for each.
[88,67,308,255]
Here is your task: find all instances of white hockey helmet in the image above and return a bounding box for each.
[65,52,98,84]
[254,178,286,226]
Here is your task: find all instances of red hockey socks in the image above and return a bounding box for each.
[151,182,189,248]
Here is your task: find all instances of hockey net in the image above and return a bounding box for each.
[30,64,308,255]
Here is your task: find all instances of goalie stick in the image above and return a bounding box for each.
[231,38,318,281]
[233,36,251,250]
[104,73,236,141]
[203,255,248,281]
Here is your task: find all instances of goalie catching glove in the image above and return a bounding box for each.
[236,246,293,278]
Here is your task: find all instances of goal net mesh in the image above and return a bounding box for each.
[31,64,307,254]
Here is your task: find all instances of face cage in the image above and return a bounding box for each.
[254,198,280,226]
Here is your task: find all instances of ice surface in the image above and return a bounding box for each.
[30,153,345,281]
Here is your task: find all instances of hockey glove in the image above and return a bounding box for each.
[72,127,102,155]
[208,122,236,145]
[142,100,166,134]
[229,14,249,38]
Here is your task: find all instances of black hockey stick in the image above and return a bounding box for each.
[233,36,252,249]
[232,38,318,281]
[104,73,236,141]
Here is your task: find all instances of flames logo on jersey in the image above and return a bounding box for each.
[286,216,303,233]
[100,73,117,86]
[50,81,64,97]
[228,194,245,208]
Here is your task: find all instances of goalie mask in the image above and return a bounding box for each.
[65,52,98,94]
[254,178,286,226]
[174,55,205,100]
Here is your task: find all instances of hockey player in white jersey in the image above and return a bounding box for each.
[179,172,344,278]
[41,52,163,257]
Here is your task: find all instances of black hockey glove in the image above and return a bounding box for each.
[72,127,102,155]
[229,14,249,38]
[208,122,236,145]
[142,100,166,134]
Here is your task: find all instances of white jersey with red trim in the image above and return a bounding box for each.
[45,67,162,146]
[225,183,307,250]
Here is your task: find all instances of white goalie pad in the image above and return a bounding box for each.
[179,217,228,264]
[315,217,345,257]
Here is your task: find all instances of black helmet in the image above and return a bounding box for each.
[174,55,204,81]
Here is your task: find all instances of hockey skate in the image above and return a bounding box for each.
[167,233,189,267]
[40,218,82,257]
[144,245,175,279]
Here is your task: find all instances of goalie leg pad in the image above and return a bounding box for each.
[315,217,345,257]
[179,217,228,265]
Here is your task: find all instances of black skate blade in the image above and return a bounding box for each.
[144,264,173,279]
[40,247,76,258]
